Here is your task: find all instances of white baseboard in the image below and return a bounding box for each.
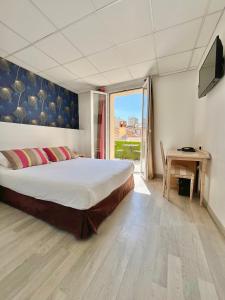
[203,199,225,238]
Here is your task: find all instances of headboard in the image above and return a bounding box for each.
[0,122,82,151]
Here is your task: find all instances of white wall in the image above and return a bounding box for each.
[194,11,225,228]
[153,70,197,174]
[78,92,91,156]
[79,91,109,158]
[0,122,83,152]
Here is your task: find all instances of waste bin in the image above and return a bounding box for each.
[178,178,190,196]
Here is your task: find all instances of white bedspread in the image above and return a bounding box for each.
[0,158,134,210]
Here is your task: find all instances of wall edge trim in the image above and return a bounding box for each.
[203,199,225,238]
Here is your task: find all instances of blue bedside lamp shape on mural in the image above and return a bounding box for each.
[0,57,79,129]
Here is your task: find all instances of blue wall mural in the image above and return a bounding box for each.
[0,57,79,129]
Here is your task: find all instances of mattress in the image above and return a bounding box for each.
[0,158,134,210]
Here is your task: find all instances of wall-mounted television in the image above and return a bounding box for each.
[198,36,224,98]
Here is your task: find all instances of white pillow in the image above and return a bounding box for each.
[0,152,11,168]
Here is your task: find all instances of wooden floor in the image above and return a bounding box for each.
[0,175,225,300]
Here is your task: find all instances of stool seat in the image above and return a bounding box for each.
[170,165,194,179]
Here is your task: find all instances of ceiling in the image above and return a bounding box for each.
[0,0,224,93]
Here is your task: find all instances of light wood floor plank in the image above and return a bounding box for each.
[47,289,67,300]
[167,255,185,300]
[59,223,123,299]
[0,229,65,282]
[82,226,138,300]
[0,175,225,300]
[198,278,219,300]
[197,225,225,300]
[29,240,92,300]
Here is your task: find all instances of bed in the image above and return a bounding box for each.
[0,158,134,239]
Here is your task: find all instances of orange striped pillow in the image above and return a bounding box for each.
[1,148,49,170]
[43,146,76,162]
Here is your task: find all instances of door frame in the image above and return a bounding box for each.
[90,90,109,159]
[141,78,150,180]
[109,88,143,162]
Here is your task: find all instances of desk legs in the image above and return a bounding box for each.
[166,158,172,200]
[200,159,207,206]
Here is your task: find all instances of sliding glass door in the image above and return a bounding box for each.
[91,91,109,159]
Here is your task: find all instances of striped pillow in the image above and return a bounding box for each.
[43,146,76,162]
[1,148,49,170]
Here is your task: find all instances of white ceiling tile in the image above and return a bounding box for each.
[97,0,152,44]
[77,87,95,93]
[106,78,145,92]
[196,12,221,47]
[190,47,206,68]
[0,0,55,42]
[14,46,58,71]
[188,66,197,71]
[64,58,98,78]
[0,48,8,58]
[6,56,39,73]
[66,79,95,91]
[92,0,116,9]
[118,35,155,65]
[35,33,82,64]
[158,51,192,74]
[128,60,158,78]
[155,19,202,58]
[102,68,132,84]
[43,66,77,83]
[208,0,225,13]
[63,14,114,56]
[0,23,29,54]
[152,0,208,30]
[32,0,95,28]
[83,74,110,86]
[57,82,75,93]
[88,47,125,72]
[37,71,60,84]
[72,89,81,94]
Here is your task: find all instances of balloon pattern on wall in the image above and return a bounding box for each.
[0,57,79,129]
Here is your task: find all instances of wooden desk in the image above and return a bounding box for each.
[166,150,211,205]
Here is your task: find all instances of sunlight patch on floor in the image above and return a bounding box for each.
[134,174,151,195]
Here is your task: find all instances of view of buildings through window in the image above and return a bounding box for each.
[113,91,142,169]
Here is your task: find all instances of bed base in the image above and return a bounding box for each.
[0,175,134,239]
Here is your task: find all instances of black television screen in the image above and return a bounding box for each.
[198,36,224,98]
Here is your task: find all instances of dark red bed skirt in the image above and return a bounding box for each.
[0,175,134,239]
